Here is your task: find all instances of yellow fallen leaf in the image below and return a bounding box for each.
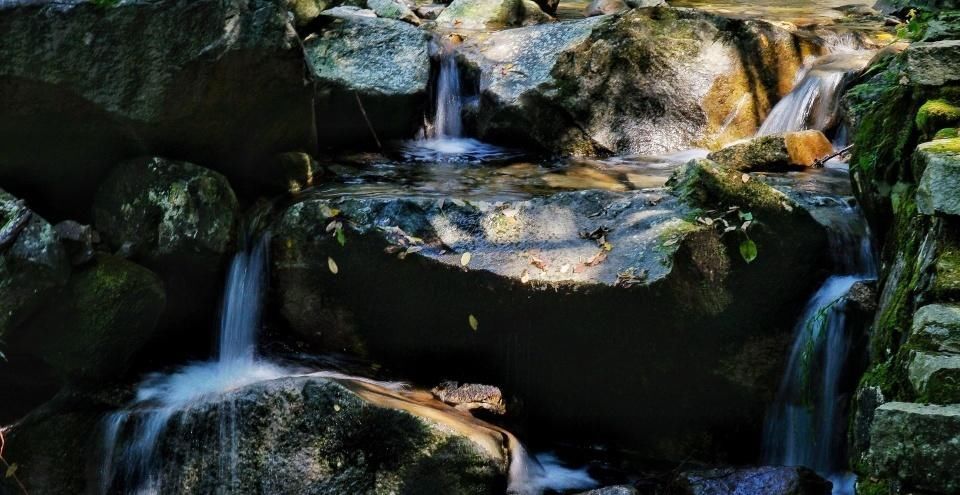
[468,314,479,331]
[461,251,472,267]
[328,257,339,275]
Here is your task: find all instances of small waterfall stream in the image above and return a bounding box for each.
[431,53,464,140]
[762,206,876,495]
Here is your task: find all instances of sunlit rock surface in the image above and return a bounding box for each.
[270,160,830,461]
[707,131,834,171]
[458,7,823,155]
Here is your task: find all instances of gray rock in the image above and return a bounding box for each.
[414,3,447,18]
[907,351,960,403]
[904,40,960,87]
[674,466,831,495]
[0,189,70,340]
[0,0,316,218]
[573,486,639,495]
[367,0,421,23]
[305,13,430,146]
[910,303,960,353]
[432,381,506,415]
[459,8,823,155]
[916,138,960,217]
[866,402,960,494]
[435,0,551,29]
[269,160,830,461]
[584,0,628,16]
[850,384,886,462]
[846,280,878,314]
[707,131,835,171]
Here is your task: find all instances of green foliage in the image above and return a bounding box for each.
[739,239,757,263]
[897,9,934,41]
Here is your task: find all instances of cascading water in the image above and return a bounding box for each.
[100,234,288,494]
[762,205,876,495]
[402,45,517,163]
[758,34,873,136]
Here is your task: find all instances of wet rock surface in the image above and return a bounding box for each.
[707,131,835,171]
[672,466,832,495]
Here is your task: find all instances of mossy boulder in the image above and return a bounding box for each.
[93,156,239,358]
[305,12,430,147]
[459,7,822,155]
[105,376,508,494]
[270,162,829,461]
[916,99,960,139]
[934,127,959,140]
[915,137,960,216]
[909,304,960,353]
[0,0,315,219]
[0,189,69,340]
[706,131,834,171]
[906,351,960,403]
[14,254,165,381]
[865,402,960,493]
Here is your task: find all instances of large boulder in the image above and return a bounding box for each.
[0,189,70,340]
[864,402,960,494]
[306,11,431,147]
[910,303,960,353]
[673,466,831,495]
[270,160,830,461]
[458,8,822,155]
[13,254,165,382]
[92,157,239,359]
[434,0,552,29]
[0,0,316,219]
[99,375,508,494]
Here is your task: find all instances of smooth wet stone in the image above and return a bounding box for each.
[866,402,960,494]
[367,0,421,24]
[0,188,70,340]
[915,138,960,216]
[674,466,831,495]
[907,351,960,403]
[573,486,639,495]
[305,12,430,146]
[434,0,551,29]
[270,160,830,461]
[432,381,506,415]
[0,0,315,218]
[707,131,834,171]
[459,8,822,155]
[910,304,960,353]
[15,254,165,381]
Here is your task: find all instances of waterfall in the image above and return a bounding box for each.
[431,53,464,139]
[758,36,873,136]
[100,234,288,494]
[762,206,876,495]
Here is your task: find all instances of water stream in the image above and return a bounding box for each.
[761,206,876,495]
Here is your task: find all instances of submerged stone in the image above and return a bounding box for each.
[865,402,960,494]
[674,466,831,495]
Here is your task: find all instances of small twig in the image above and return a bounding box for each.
[813,144,855,168]
[354,92,382,150]
[0,428,29,495]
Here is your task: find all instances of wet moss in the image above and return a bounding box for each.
[916,99,960,139]
[934,127,959,140]
[856,477,892,495]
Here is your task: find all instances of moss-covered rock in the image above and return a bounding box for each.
[915,137,960,216]
[92,156,238,358]
[14,254,165,381]
[0,0,315,219]
[934,127,959,139]
[909,304,960,353]
[916,99,960,139]
[0,188,69,340]
[865,402,960,493]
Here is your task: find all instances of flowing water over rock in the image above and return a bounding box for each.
[402,48,518,163]
[758,37,874,136]
[762,204,876,495]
